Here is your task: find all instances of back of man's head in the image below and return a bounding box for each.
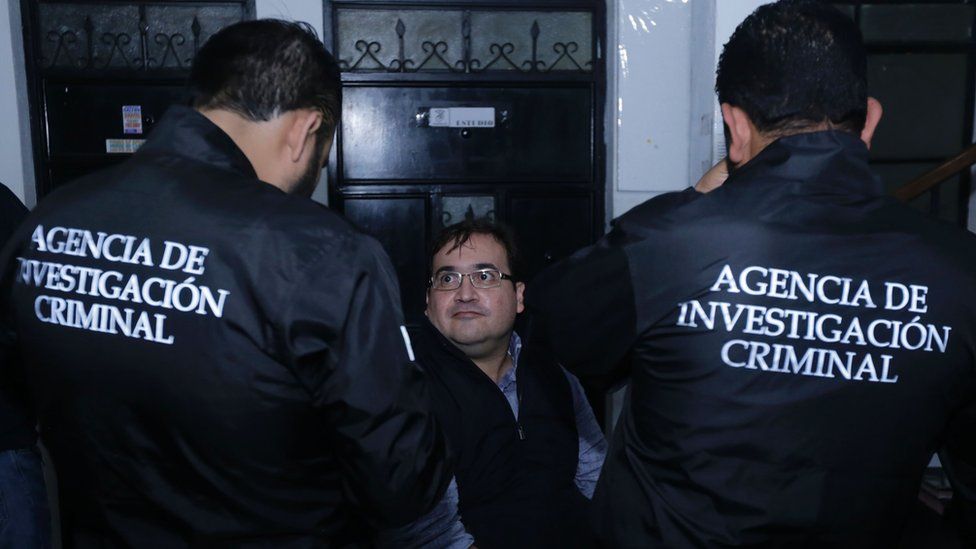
[716,0,867,136]
[188,19,341,135]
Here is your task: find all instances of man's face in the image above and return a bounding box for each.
[426,233,525,357]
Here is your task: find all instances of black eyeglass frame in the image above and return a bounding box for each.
[428,268,515,291]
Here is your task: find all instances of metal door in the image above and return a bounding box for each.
[21,0,254,198]
[325,0,606,324]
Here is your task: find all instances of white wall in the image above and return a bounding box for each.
[608,0,703,219]
[254,0,330,205]
[710,0,771,164]
[608,0,769,220]
[0,0,36,208]
[255,0,324,42]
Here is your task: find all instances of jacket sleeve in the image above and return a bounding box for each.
[0,187,28,373]
[525,224,640,382]
[374,476,474,549]
[561,367,607,498]
[942,396,976,543]
[280,235,451,528]
[0,194,32,437]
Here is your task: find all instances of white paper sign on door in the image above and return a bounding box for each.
[428,107,495,128]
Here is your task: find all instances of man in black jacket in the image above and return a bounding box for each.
[387,219,606,548]
[0,20,449,546]
[0,184,50,546]
[528,1,976,546]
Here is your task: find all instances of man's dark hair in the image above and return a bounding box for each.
[715,0,867,135]
[429,218,521,281]
[189,19,341,134]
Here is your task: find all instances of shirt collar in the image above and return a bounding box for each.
[498,331,522,390]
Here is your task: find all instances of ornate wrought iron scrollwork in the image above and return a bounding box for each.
[388,19,414,72]
[338,11,592,74]
[189,16,202,65]
[152,32,187,68]
[414,41,456,71]
[340,17,466,73]
[83,16,95,67]
[475,43,520,71]
[338,40,385,70]
[547,42,588,72]
[45,27,81,68]
[38,4,244,71]
[98,32,134,68]
[456,11,472,72]
[137,5,152,69]
[521,20,546,72]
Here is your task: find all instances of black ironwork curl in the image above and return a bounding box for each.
[412,41,457,71]
[152,33,187,68]
[98,32,134,69]
[45,28,80,68]
[547,42,587,72]
[475,42,520,71]
[338,40,385,70]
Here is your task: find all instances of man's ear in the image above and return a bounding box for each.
[286,109,324,163]
[721,103,752,165]
[515,281,525,314]
[860,97,883,149]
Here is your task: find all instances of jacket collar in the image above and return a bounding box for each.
[418,318,521,385]
[135,105,258,180]
[419,317,472,364]
[727,130,884,197]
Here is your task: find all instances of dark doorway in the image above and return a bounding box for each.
[324,1,607,325]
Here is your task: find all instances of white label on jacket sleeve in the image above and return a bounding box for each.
[400,325,416,362]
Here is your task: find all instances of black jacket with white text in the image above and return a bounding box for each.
[0,106,451,547]
[528,131,976,547]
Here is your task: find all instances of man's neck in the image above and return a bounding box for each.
[452,335,514,384]
[198,108,289,192]
[472,352,514,385]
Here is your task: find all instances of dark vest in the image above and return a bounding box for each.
[414,320,590,549]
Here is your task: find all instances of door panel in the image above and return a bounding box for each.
[329,0,605,325]
[508,193,593,279]
[44,82,185,156]
[343,195,430,323]
[341,86,592,181]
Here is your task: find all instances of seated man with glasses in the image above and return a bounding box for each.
[386,218,606,548]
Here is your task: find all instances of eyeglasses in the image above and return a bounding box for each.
[429,268,513,291]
